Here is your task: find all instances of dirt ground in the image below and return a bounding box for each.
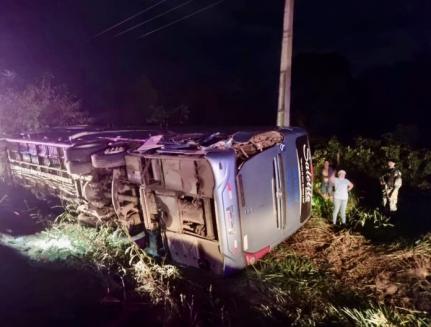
[286,218,431,313]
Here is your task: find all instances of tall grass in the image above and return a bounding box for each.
[2,205,429,325]
[330,305,430,327]
[1,212,179,305]
[246,227,431,326]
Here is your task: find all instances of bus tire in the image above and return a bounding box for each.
[91,148,126,169]
[65,141,108,163]
[65,161,94,176]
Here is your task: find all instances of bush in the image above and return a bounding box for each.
[348,207,393,230]
[0,74,88,134]
[312,191,333,218]
[313,136,431,191]
[145,105,190,128]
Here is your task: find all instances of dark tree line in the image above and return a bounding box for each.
[291,52,431,146]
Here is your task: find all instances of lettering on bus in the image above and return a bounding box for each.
[301,143,312,204]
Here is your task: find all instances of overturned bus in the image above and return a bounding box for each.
[0,127,312,275]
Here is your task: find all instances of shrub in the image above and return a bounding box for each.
[348,207,393,230]
[0,74,88,134]
[313,136,431,191]
[312,191,333,218]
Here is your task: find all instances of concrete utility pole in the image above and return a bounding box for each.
[277,0,295,128]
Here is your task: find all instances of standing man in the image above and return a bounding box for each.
[331,170,354,225]
[380,160,402,212]
[320,160,335,200]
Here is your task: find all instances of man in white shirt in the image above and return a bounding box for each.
[330,170,354,224]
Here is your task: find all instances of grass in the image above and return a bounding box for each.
[0,211,179,305]
[248,250,356,325]
[1,208,430,326]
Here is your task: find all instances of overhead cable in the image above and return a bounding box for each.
[94,0,170,38]
[115,0,194,37]
[138,0,224,39]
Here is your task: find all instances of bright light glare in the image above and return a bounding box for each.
[0,233,77,260]
[29,236,74,252]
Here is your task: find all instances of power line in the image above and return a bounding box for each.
[115,0,194,38]
[93,0,170,38]
[138,0,224,39]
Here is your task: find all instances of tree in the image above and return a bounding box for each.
[0,73,88,135]
[145,105,190,128]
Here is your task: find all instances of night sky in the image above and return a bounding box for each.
[1,0,430,140]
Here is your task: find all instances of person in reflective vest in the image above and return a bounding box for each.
[380,160,402,212]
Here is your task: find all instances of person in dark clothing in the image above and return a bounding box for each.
[380,160,402,212]
[320,160,335,200]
